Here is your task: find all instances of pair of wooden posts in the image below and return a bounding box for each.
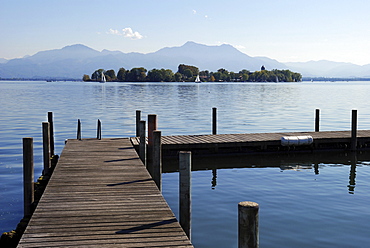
[23,112,55,217]
[315,108,358,151]
[76,119,102,140]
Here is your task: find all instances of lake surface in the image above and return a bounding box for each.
[1,80,370,247]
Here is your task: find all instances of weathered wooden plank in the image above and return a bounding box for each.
[17,138,193,248]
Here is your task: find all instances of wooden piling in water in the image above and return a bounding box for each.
[153,130,162,191]
[47,112,54,155]
[139,120,146,166]
[77,119,81,140]
[238,201,259,248]
[212,107,217,135]
[23,137,34,217]
[136,110,141,137]
[179,151,192,239]
[42,122,51,175]
[351,109,357,151]
[315,109,320,132]
[97,119,102,140]
[147,114,157,173]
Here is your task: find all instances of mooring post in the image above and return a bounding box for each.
[315,108,320,132]
[97,119,102,140]
[179,151,192,239]
[139,120,146,166]
[238,201,259,248]
[77,119,81,140]
[23,137,34,217]
[351,109,357,151]
[136,110,141,137]
[147,114,157,173]
[212,107,217,135]
[153,130,162,191]
[42,122,51,176]
[47,112,55,156]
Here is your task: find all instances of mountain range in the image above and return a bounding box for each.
[1,41,370,79]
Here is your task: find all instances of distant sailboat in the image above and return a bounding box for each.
[100,72,106,83]
[275,76,279,83]
[195,75,201,83]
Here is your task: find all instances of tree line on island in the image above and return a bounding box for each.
[83,64,302,83]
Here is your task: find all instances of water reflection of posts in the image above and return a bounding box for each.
[212,168,217,189]
[348,153,357,194]
[147,114,157,172]
[153,130,162,191]
[42,122,51,175]
[179,151,192,239]
[47,112,55,155]
[23,137,34,217]
[139,120,146,166]
[351,109,357,151]
[212,107,217,135]
[238,201,259,248]
[314,163,319,175]
[315,109,320,132]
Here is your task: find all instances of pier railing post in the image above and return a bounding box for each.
[77,119,81,140]
[42,122,51,176]
[23,137,34,217]
[351,109,357,151]
[315,109,320,132]
[179,151,192,239]
[238,201,259,248]
[139,120,146,166]
[97,119,102,140]
[136,110,141,137]
[212,107,217,135]
[153,130,162,191]
[147,114,157,173]
[47,112,55,155]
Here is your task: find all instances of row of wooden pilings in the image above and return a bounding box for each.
[23,112,56,218]
[135,110,258,248]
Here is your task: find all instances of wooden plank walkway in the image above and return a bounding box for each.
[18,138,193,247]
[131,130,370,155]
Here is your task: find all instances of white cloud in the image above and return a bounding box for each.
[192,9,197,14]
[122,28,143,40]
[107,28,144,40]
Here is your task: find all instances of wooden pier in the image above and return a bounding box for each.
[131,130,370,156]
[17,138,193,247]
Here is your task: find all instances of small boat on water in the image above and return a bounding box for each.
[100,72,106,83]
[195,75,201,83]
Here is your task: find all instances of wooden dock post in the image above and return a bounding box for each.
[136,110,141,137]
[23,137,34,217]
[153,130,162,191]
[97,119,102,140]
[238,201,259,248]
[42,122,51,175]
[351,109,357,151]
[139,120,146,166]
[77,119,81,140]
[315,109,320,132]
[212,107,217,135]
[179,151,192,239]
[147,114,157,173]
[47,112,55,155]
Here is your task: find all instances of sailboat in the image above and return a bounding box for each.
[195,75,201,83]
[100,72,106,83]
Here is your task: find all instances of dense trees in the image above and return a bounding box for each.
[83,64,302,83]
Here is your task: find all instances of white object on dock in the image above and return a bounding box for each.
[281,135,313,146]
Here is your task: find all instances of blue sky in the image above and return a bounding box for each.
[2,0,370,65]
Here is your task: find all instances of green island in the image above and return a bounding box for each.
[83,64,302,83]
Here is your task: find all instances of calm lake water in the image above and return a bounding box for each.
[1,80,370,247]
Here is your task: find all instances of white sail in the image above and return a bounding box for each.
[195,75,201,83]
[101,72,106,83]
